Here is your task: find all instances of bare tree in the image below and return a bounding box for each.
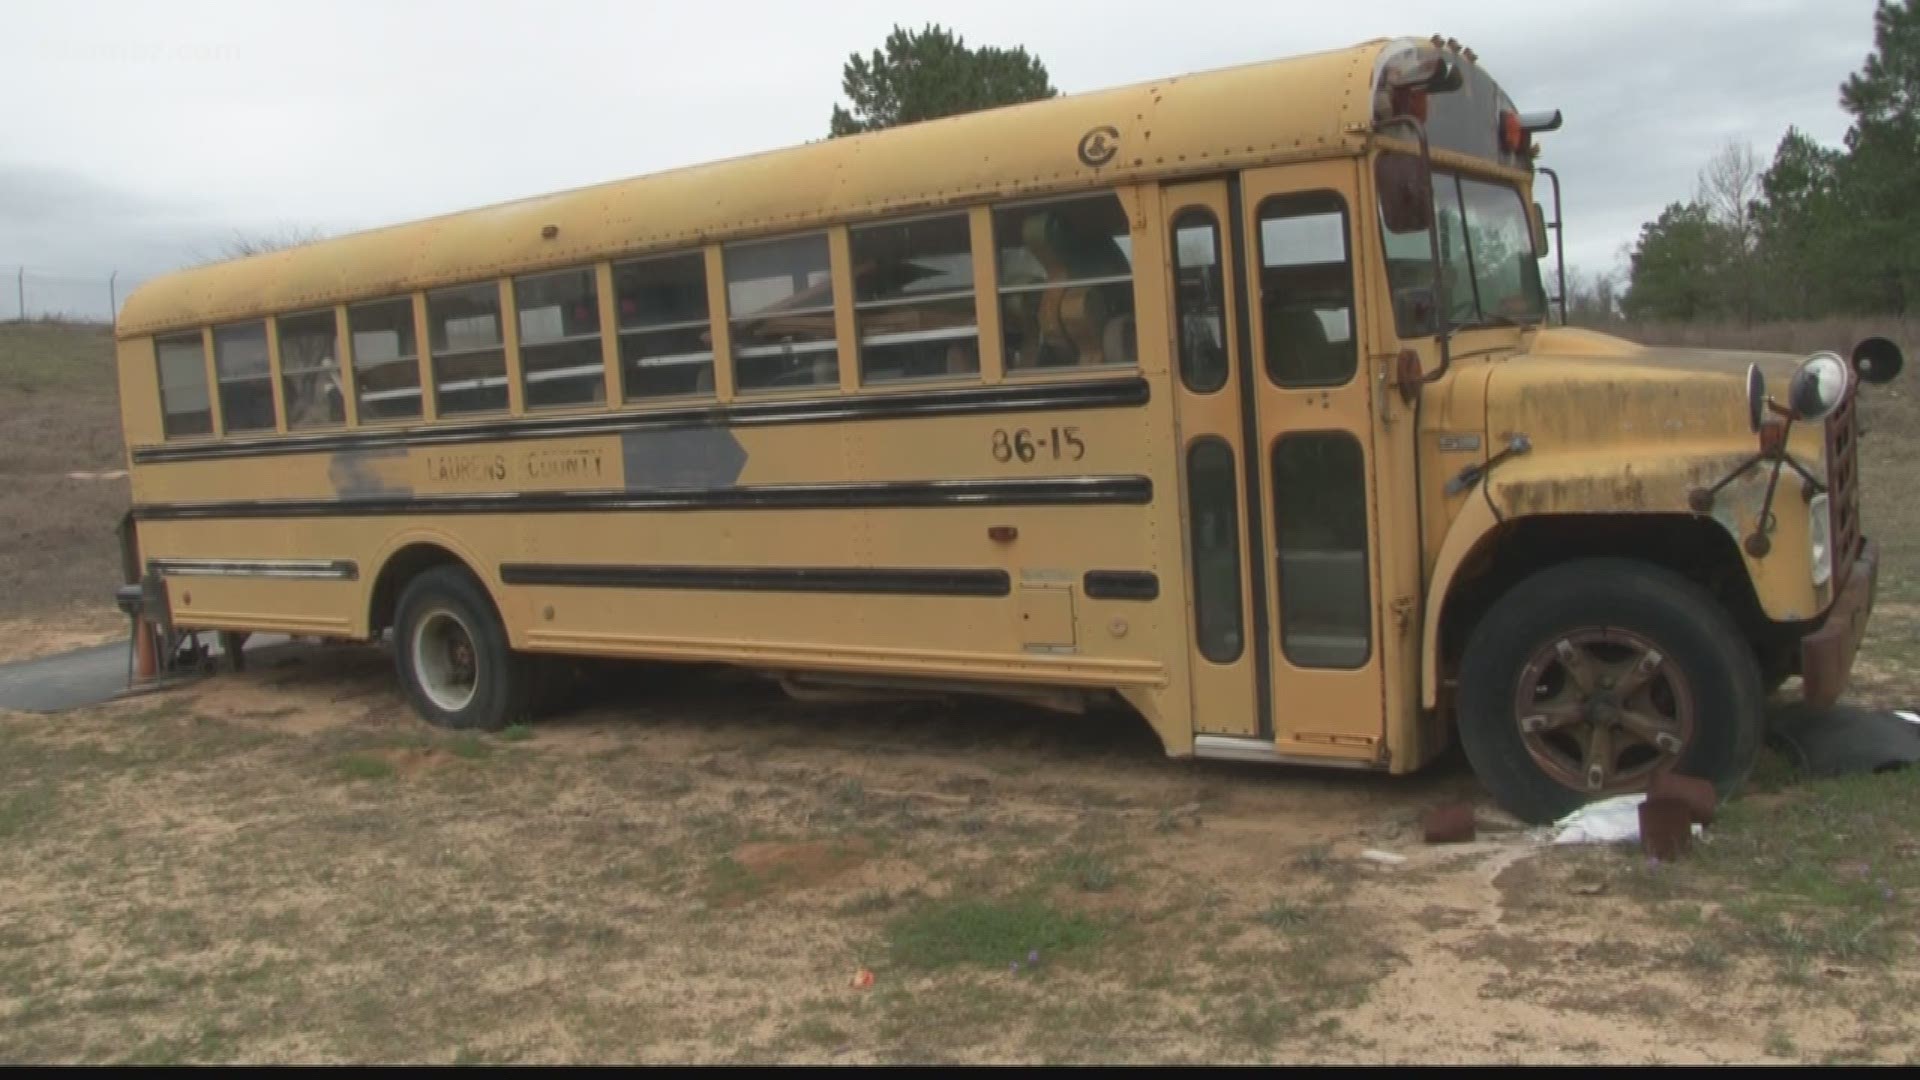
[188,225,327,268]
[1564,265,1623,326]
[219,225,326,260]
[1696,142,1763,325]
[1697,141,1762,244]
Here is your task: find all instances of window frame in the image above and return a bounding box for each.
[426,281,510,417]
[613,249,718,404]
[1255,190,1358,390]
[154,330,215,441]
[513,265,608,412]
[991,191,1141,377]
[346,295,424,424]
[1185,435,1246,665]
[211,319,277,434]
[723,230,842,396]
[849,210,981,387]
[1170,208,1230,395]
[275,308,347,430]
[1270,429,1373,670]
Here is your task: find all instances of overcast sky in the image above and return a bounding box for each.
[0,0,1883,319]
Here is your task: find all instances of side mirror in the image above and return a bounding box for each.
[1530,202,1550,256]
[1746,363,1766,433]
[1852,336,1904,385]
[1378,154,1434,235]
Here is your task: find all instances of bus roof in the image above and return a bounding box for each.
[119,37,1403,337]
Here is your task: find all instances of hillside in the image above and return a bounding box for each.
[0,320,128,623]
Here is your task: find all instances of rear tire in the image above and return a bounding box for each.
[393,567,531,732]
[1455,558,1763,825]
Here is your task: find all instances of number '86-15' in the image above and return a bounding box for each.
[992,426,1085,463]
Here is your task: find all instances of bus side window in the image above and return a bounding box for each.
[994,194,1138,371]
[1172,211,1228,393]
[1186,437,1244,663]
[515,267,605,410]
[428,284,509,416]
[725,234,839,394]
[213,321,275,433]
[851,213,979,384]
[348,297,423,422]
[615,253,714,401]
[1272,431,1371,669]
[278,310,345,429]
[155,331,213,439]
[1257,192,1356,388]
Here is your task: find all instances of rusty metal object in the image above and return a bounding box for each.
[1824,387,1861,590]
[1648,771,1717,826]
[1422,801,1476,844]
[1800,539,1879,709]
[1638,798,1693,861]
[1514,628,1696,796]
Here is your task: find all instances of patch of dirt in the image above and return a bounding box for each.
[730,837,877,902]
[178,646,395,735]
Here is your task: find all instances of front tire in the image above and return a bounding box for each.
[1455,558,1763,825]
[394,567,532,732]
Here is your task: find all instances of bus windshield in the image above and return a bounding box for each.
[1380,159,1547,334]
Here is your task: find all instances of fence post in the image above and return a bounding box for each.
[109,271,118,325]
[15,266,22,321]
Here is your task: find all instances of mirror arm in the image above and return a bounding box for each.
[1375,115,1451,392]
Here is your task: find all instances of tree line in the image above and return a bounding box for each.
[1605,1,1918,324]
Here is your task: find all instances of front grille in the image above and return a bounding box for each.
[1825,388,1862,587]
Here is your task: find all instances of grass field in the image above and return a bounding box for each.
[1,317,1918,1063]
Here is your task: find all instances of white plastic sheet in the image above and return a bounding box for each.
[1545,792,1704,845]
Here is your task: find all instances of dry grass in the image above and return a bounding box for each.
[0,320,127,619]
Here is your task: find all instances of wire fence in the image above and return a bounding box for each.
[3,267,154,325]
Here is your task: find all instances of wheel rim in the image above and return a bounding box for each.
[412,608,479,713]
[1513,628,1696,795]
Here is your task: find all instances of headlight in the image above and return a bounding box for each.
[1788,353,1850,422]
[1809,492,1833,588]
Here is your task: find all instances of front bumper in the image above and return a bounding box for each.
[1800,539,1879,709]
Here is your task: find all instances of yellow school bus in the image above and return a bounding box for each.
[111,35,1900,823]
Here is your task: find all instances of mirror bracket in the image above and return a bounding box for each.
[1373,114,1451,397]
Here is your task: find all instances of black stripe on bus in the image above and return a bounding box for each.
[129,475,1153,521]
[501,563,1010,598]
[1082,570,1159,601]
[129,376,1151,464]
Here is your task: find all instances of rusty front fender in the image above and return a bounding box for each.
[1419,447,1818,710]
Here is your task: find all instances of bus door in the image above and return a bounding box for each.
[1167,163,1393,764]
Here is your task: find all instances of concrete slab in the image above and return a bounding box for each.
[0,633,298,714]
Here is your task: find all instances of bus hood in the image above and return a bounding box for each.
[1475,327,1828,519]
[1487,327,1812,448]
